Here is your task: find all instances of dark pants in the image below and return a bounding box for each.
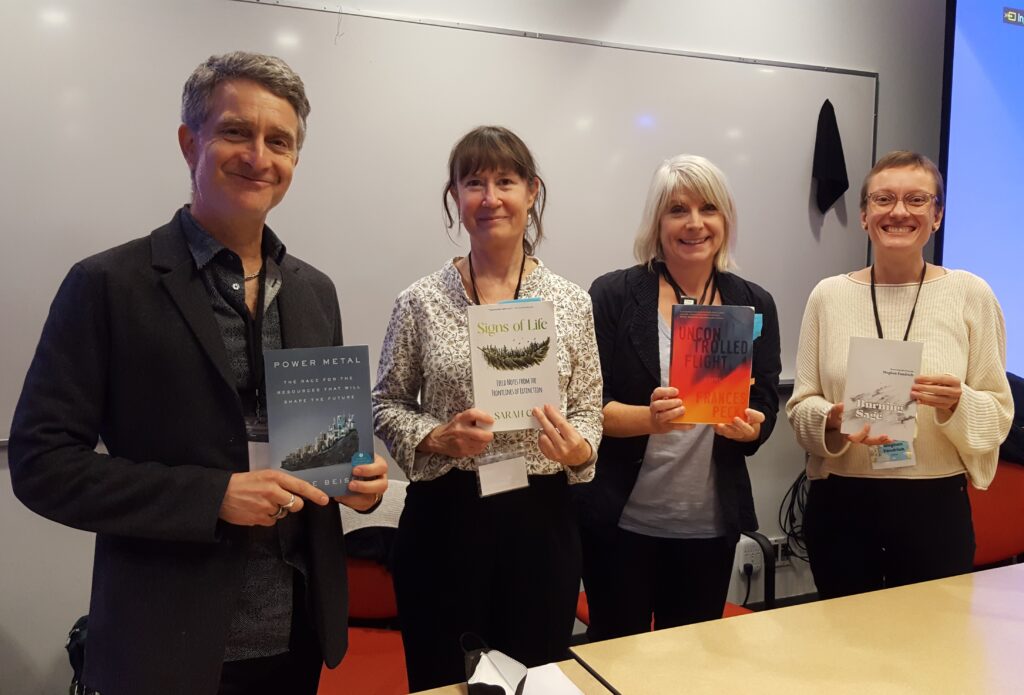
[394,470,581,692]
[580,523,738,642]
[804,474,975,600]
[82,577,324,695]
[217,575,324,695]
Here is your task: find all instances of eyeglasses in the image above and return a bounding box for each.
[865,191,937,212]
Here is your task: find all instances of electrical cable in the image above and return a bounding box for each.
[741,564,753,607]
[778,455,811,562]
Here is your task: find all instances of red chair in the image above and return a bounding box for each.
[969,460,1024,568]
[575,530,775,631]
[318,556,408,695]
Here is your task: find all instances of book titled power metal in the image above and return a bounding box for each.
[840,336,923,442]
[467,299,560,432]
[669,304,755,425]
[263,345,374,496]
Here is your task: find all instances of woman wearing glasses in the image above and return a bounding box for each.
[787,151,1013,599]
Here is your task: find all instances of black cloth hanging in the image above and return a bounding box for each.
[812,98,849,213]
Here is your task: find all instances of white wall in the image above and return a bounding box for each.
[0,1,945,693]
[284,0,944,156]
[257,0,946,611]
[0,450,94,694]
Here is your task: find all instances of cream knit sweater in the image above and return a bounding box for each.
[787,269,1013,489]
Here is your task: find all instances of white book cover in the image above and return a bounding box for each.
[467,300,559,432]
[840,336,924,442]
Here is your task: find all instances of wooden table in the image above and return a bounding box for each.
[414,658,610,694]
[570,565,1024,694]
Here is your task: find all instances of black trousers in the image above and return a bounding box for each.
[804,473,975,600]
[217,645,322,695]
[580,523,738,642]
[82,628,322,695]
[394,469,581,692]
[82,576,324,695]
[217,574,324,695]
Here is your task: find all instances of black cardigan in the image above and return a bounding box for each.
[572,264,781,534]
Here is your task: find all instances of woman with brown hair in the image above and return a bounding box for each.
[372,126,603,690]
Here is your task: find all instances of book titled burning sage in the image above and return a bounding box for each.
[840,336,923,442]
[467,299,560,432]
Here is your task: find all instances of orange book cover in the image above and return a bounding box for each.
[669,305,754,424]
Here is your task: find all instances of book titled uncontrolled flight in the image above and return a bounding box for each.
[669,304,754,424]
[840,336,923,442]
[468,300,560,432]
[263,345,374,497]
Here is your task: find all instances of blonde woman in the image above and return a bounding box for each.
[575,155,780,640]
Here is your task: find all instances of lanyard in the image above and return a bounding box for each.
[248,263,268,421]
[869,263,926,341]
[467,250,527,305]
[660,263,717,305]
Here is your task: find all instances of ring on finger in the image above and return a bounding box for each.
[270,505,288,520]
[282,493,296,511]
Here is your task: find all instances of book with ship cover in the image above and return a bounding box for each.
[669,304,755,425]
[468,299,560,432]
[263,345,374,497]
[840,336,923,442]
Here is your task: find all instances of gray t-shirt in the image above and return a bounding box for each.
[618,314,724,538]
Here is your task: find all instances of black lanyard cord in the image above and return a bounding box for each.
[467,249,527,305]
[660,263,717,306]
[249,263,268,421]
[870,262,926,341]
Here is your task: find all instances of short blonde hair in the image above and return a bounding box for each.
[633,155,737,272]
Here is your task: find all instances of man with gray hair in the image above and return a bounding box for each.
[9,51,387,695]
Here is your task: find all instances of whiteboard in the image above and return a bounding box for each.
[0,0,876,440]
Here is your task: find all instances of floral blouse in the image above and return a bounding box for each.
[372,258,603,483]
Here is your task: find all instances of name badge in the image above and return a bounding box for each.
[248,441,272,471]
[245,417,271,472]
[870,440,915,470]
[476,452,530,497]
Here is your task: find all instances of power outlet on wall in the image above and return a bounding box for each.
[736,536,763,575]
[769,536,793,568]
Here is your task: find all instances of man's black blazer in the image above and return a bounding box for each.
[9,209,349,695]
[572,264,782,534]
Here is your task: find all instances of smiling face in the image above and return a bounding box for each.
[860,166,943,259]
[451,169,539,247]
[658,187,726,271]
[178,79,299,233]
